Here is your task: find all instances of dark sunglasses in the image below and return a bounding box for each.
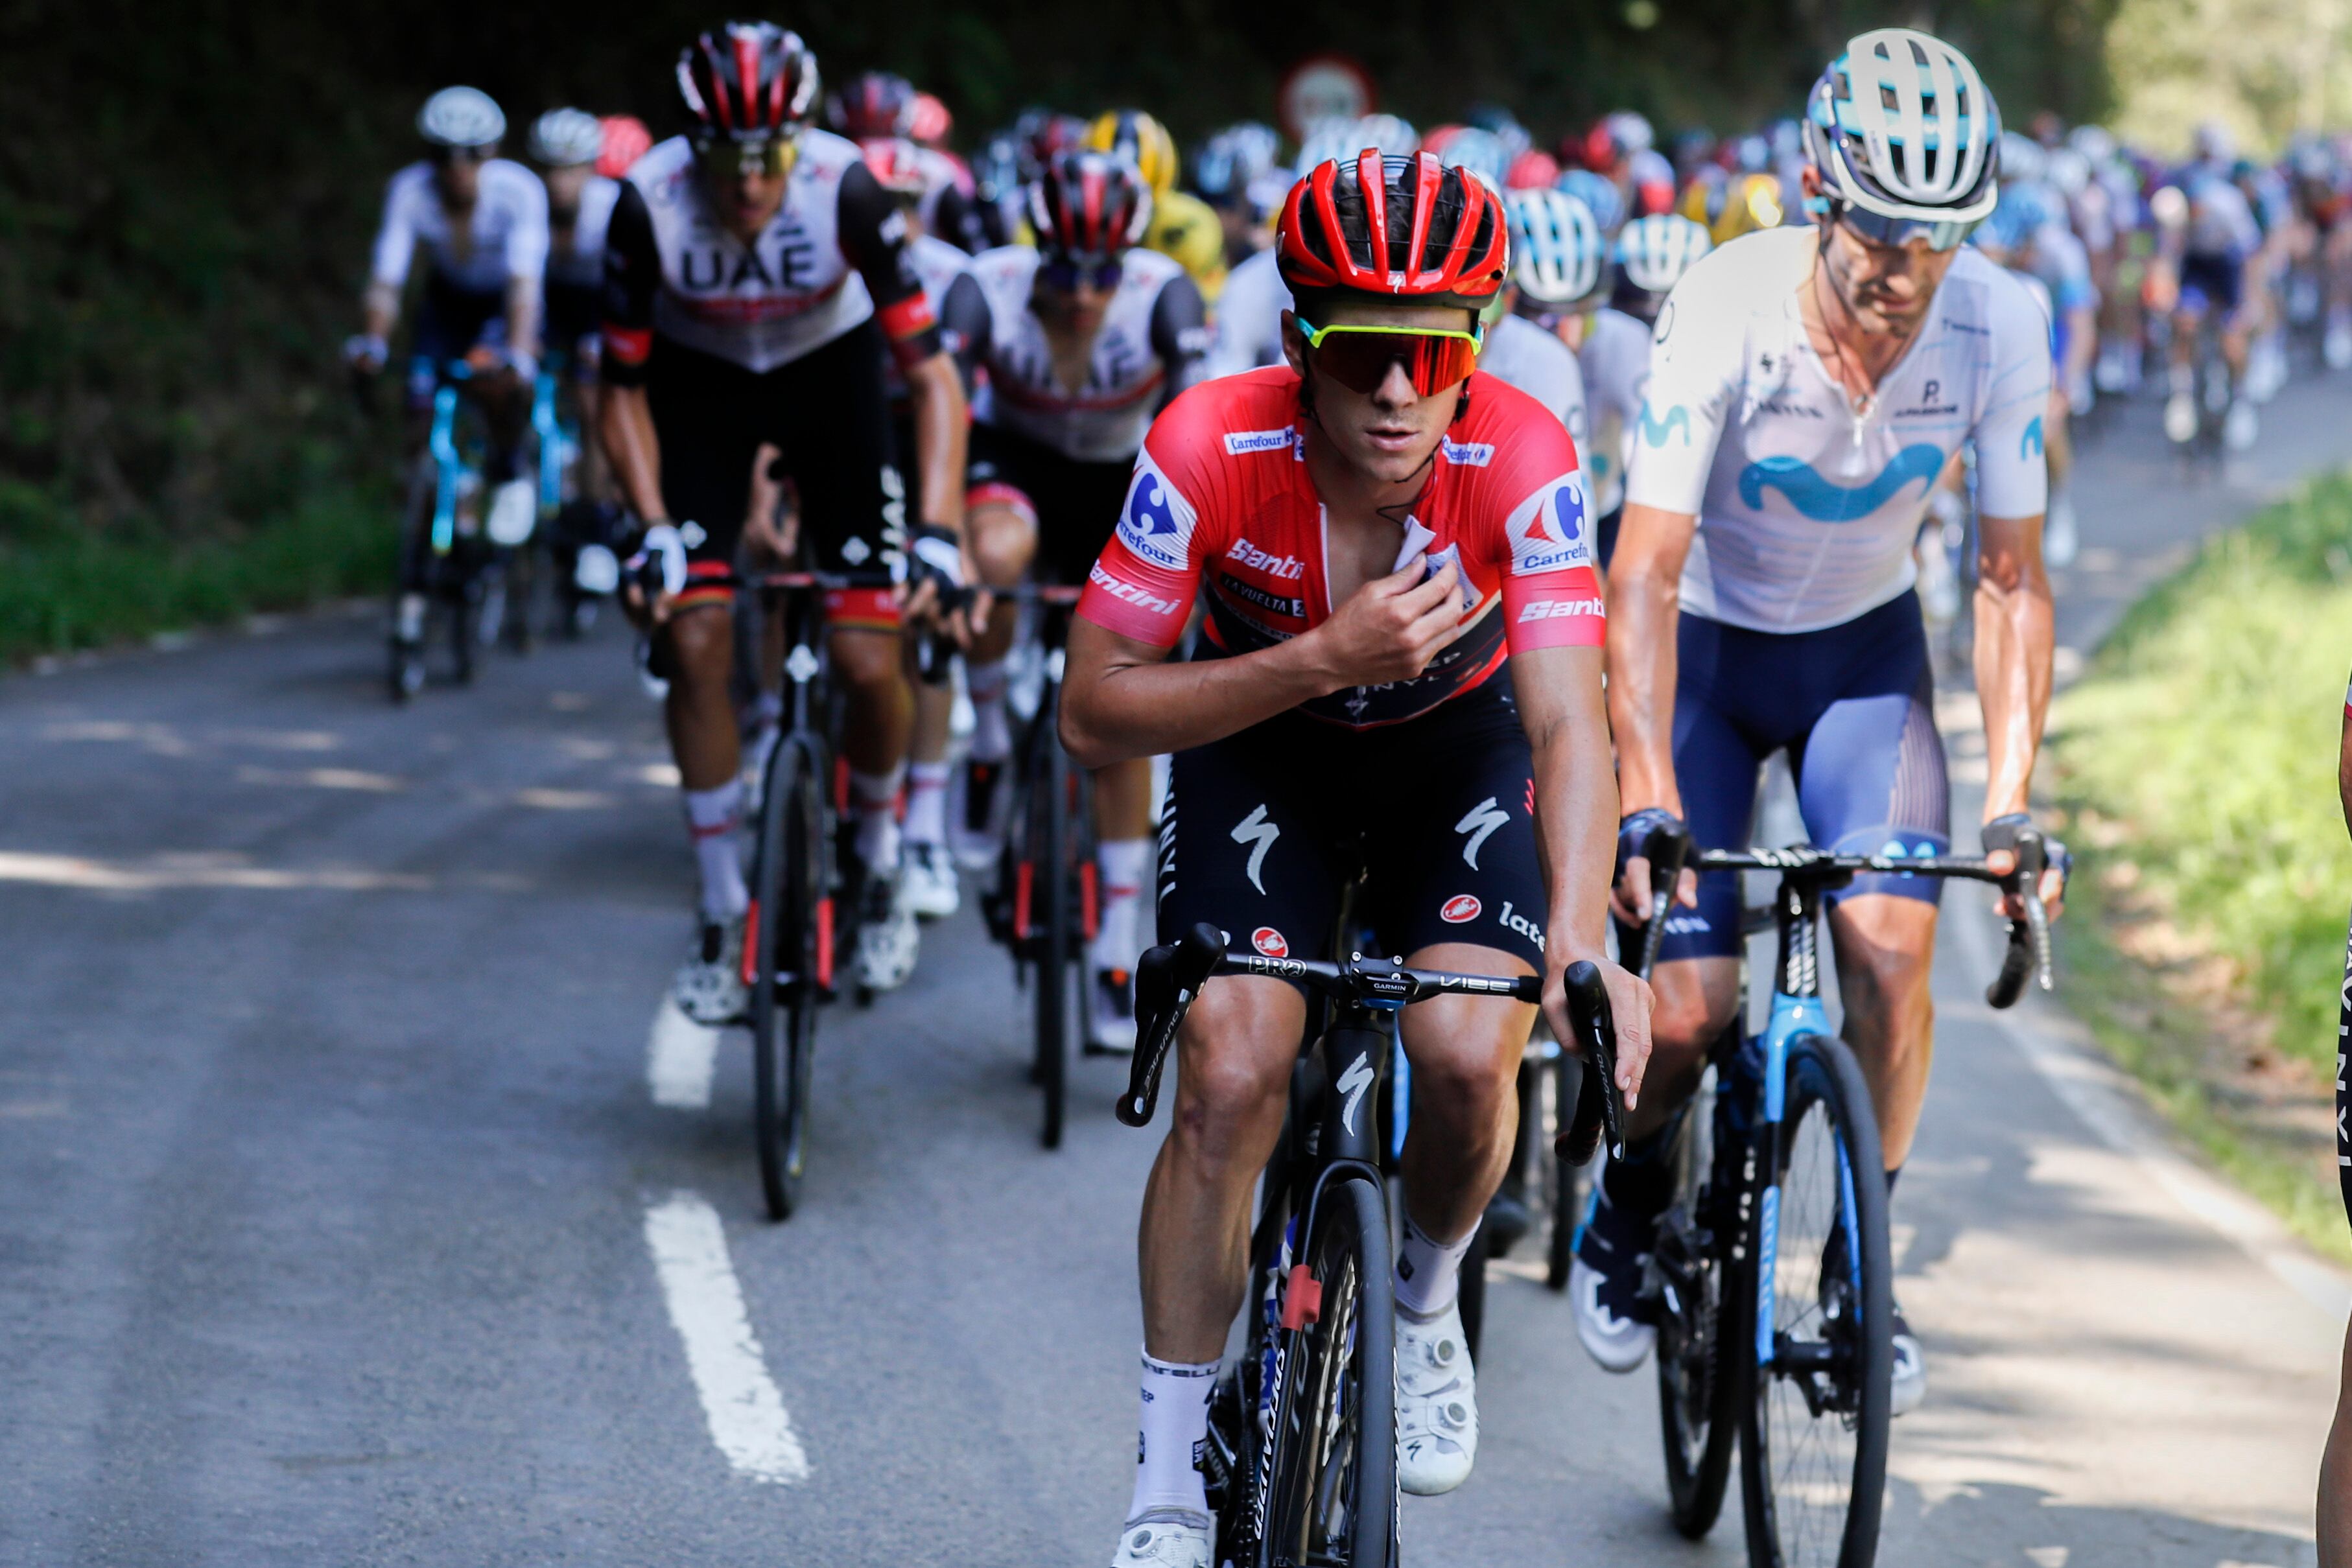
[1293,315,1485,397]
[1828,198,1981,253]
[430,145,495,167]
[1039,256,1125,293]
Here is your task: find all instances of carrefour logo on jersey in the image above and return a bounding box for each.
[1116,453,1197,570]
[1504,471,1591,577]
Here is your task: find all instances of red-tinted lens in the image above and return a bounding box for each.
[1310,331,1479,397]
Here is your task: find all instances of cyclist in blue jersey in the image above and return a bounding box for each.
[1588,29,2069,1419]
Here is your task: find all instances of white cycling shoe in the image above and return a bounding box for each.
[1889,1301,1927,1417]
[2163,390,2198,445]
[674,916,749,1025]
[900,839,961,920]
[1089,967,1139,1055]
[1395,1300,1477,1495]
[854,865,921,994]
[1109,1508,1212,1568]
[2224,397,2259,452]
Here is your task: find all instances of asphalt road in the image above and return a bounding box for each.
[5,377,2352,1566]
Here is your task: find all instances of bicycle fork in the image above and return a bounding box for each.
[1749,878,1837,1374]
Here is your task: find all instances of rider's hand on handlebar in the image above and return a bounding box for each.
[342,334,389,375]
[1308,557,1470,688]
[898,524,990,648]
[622,521,688,629]
[1610,806,1699,926]
[1546,950,1654,1113]
[1982,812,2069,923]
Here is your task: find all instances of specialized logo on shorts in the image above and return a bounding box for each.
[1440,438,1495,467]
[1505,471,1592,577]
[1440,894,1482,923]
[1252,926,1289,958]
[1223,427,1297,456]
[1736,444,1944,524]
[1116,452,1197,570]
[1230,804,1280,895]
[1454,797,1509,870]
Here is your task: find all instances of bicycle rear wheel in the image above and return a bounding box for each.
[1264,1173,1395,1568]
[1656,1067,1741,1538]
[750,734,827,1222]
[1022,719,1081,1149]
[1737,1033,1892,1568]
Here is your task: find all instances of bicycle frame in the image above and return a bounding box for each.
[425,361,478,559]
[530,369,572,518]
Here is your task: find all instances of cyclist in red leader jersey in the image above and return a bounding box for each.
[1061,149,1651,1565]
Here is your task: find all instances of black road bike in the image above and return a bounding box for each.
[1118,924,1625,1568]
[1622,819,2052,1568]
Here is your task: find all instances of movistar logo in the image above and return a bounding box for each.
[1737,443,1945,523]
[2020,415,2045,460]
[1636,403,1691,447]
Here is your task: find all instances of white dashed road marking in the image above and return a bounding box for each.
[642,1191,810,1484]
[646,998,718,1110]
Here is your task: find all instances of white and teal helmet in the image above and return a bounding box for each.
[1803,28,2000,225]
[1616,213,1713,296]
[418,86,506,150]
[1507,187,1607,305]
[528,107,606,167]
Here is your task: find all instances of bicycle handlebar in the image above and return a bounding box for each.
[1116,924,1628,1162]
[1627,819,2054,1008]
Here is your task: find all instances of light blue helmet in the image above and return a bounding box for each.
[1616,213,1713,295]
[1555,167,1627,233]
[1507,187,1608,305]
[1439,126,1509,193]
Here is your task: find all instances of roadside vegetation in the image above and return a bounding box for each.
[2048,470,2352,1263]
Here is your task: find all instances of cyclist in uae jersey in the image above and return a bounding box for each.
[1060,149,1648,1568]
[598,23,972,1021]
[954,150,1207,1052]
[1589,30,2066,1421]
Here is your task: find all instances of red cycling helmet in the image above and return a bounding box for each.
[596,115,653,179]
[1505,148,1561,189]
[861,136,930,199]
[1029,148,1151,264]
[829,71,915,141]
[908,91,952,148]
[676,22,819,143]
[1276,149,1509,309]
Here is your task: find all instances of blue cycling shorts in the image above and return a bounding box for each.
[1646,589,1951,963]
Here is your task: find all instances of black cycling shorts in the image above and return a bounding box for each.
[1158,680,1551,985]
[967,423,1135,587]
[644,321,905,627]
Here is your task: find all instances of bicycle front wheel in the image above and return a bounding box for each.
[1023,721,1079,1149]
[1656,1066,1741,1538]
[1264,1173,1395,1568]
[750,734,827,1222]
[1738,1033,1892,1568]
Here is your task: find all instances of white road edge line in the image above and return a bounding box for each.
[647,998,718,1110]
[642,1191,811,1484]
[1950,908,2352,1322]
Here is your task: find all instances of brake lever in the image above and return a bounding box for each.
[1118,923,1227,1127]
[1556,960,1626,1165]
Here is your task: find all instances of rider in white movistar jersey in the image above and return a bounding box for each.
[1590,29,2067,1422]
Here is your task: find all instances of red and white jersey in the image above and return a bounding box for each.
[617,132,887,373]
[970,244,1193,463]
[1079,368,1604,729]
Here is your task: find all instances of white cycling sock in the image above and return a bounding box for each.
[965,658,1012,763]
[1129,1350,1217,1521]
[1394,1209,1477,1318]
[1090,837,1153,974]
[904,761,951,847]
[849,765,904,872]
[683,782,747,924]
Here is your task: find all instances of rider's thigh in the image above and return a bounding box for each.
[1172,974,1310,1173]
[967,499,1039,588]
[666,602,735,688]
[1396,941,1535,1104]
[1824,892,1938,1001]
[1649,954,1742,1059]
[827,625,908,695]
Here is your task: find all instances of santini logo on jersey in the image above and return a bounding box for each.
[1504,471,1592,577]
[1088,561,1182,618]
[1516,596,1606,622]
[1226,537,1306,579]
[1116,454,1197,570]
[1222,427,1299,456]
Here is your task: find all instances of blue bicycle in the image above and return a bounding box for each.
[1624,819,2051,1568]
[390,358,536,701]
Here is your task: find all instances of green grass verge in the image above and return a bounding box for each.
[2049,469,2352,1265]
[0,484,394,666]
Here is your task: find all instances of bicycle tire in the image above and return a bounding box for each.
[751,734,826,1223]
[1028,719,1074,1150]
[1264,1173,1395,1568]
[1656,1067,1741,1538]
[1737,1033,1892,1568]
[1545,1046,1585,1292]
[1457,1211,1490,1362]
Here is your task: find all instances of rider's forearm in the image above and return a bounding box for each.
[1605,507,1692,815]
[1973,515,2055,821]
[907,353,968,533]
[505,275,541,360]
[1518,652,1620,965]
[1060,621,1343,769]
[362,283,399,342]
[598,384,668,523]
